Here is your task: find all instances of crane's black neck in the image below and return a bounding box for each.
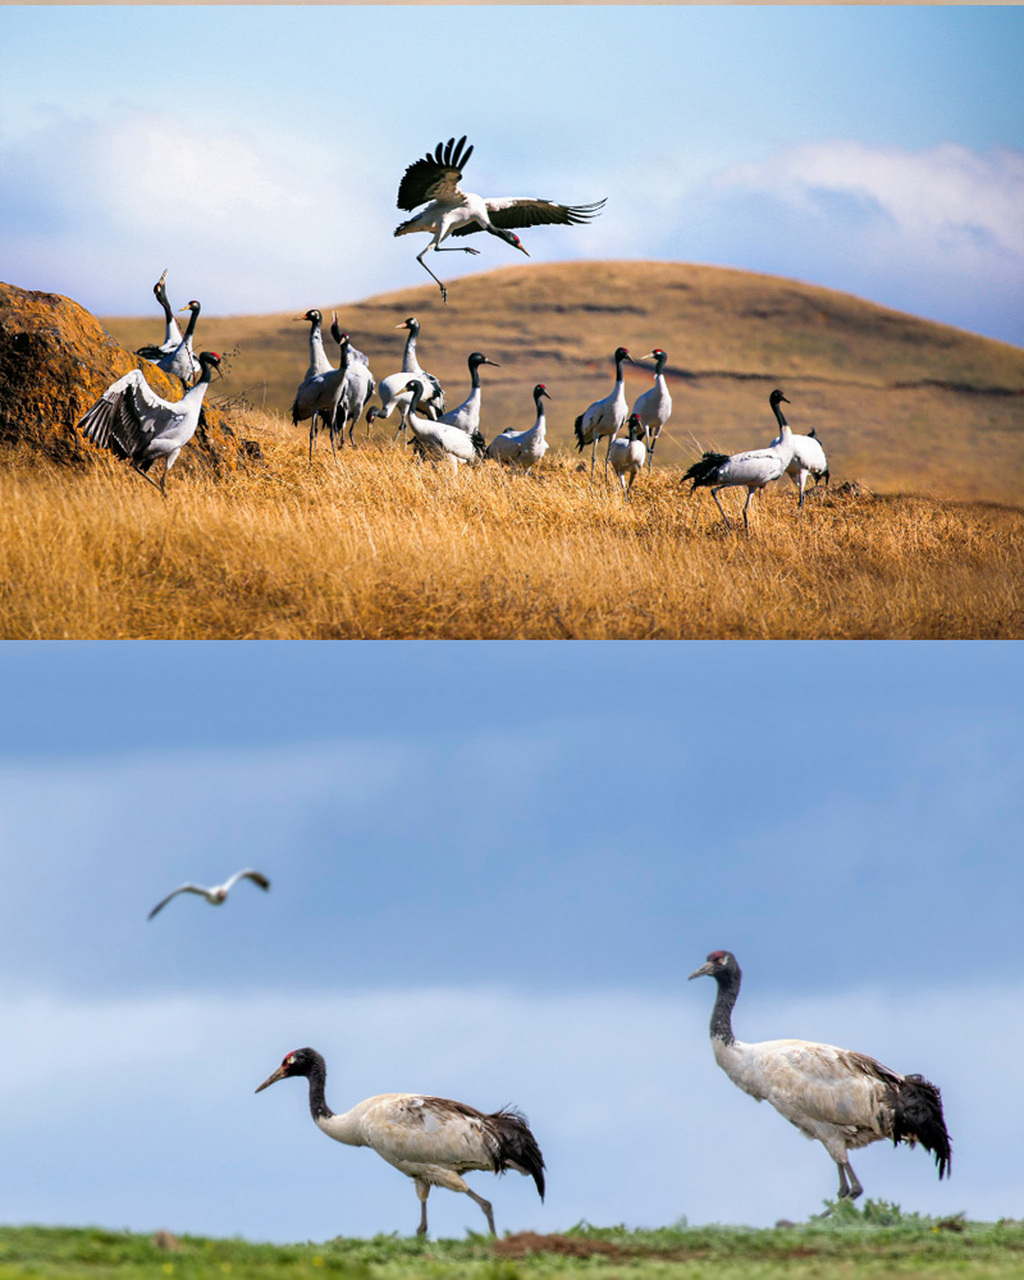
[709,968,740,1046]
[156,284,174,325]
[469,357,486,389]
[182,306,200,342]
[615,353,628,379]
[654,352,667,375]
[772,399,788,430]
[303,1054,334,1123]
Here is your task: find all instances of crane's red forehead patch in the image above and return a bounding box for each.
[708,950,727,961]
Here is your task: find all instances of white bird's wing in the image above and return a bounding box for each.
[147,883,208,919]
[78,370,177,461]
[224,869,271,892]
[397,136,473,211]
[451,197,606,236]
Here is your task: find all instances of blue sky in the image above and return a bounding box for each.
[1,6,1022,343]
[1,641,1022,1238]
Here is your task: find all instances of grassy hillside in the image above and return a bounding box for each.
[3,1209,1024,1280]
[100,261,1024,504]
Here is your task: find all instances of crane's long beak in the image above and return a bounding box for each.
[255,1064,288,1093]
[518,244,531,257]
[484,359,501,368]
[639,352,658,362]
[688,962,715,980]
[157,269,169,288]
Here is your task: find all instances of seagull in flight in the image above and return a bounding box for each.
[147,869,271,920]
[394,136,606,304]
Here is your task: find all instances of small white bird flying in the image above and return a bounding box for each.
[147,869,271,920]
[256,1047,545,1237]
[394,135,606,304]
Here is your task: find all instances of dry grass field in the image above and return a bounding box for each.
[3,259,1021,639]
[2,418,1021,639]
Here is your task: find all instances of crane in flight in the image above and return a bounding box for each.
[394,136,605,304]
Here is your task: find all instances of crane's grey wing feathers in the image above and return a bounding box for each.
[451,197,606,237]
[147,883,205,919]
[78,370,172,461]
[397,136,473,211]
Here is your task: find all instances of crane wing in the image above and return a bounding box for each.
[78,370,175,461]
[397,136,474,212]
[451,196,607,237]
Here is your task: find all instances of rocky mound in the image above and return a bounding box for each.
[0,281,243,473]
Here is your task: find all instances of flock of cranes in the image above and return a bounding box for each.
[75,136,830,529]
[147,869,951,1236]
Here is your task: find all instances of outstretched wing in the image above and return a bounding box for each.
[451,196,606,238]
[78,370,173,462]
[147,884,205,920]
[397,136,474,211]
[225,869,271,892]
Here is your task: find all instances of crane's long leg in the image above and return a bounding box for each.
[710,485,733,532]
[416,248,450,305]
[464,1188,496,1236]
[414,1178,430,1237]
[131,463,165,495]
[590,430,599,483]
[837,1158,863,1201]
[646,426,661,471]
[742,487,757,535]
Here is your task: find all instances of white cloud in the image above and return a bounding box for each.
[1,981,1017,1240]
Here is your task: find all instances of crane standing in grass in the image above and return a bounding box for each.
[372,317,446,444]
[394,136,606,304]
[768,391,829,506]
[486,383,550,474]
[402,380,485,469]
[631,348,673,471]
[607,413,647,500]
[256,1047,545,1238]
[682,389,795,534]
[574,347,635,482]
[77,350,221,495]
[689,950,951,1207]
[437,351,500,436]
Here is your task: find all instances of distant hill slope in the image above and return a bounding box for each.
[102,261,1024,503]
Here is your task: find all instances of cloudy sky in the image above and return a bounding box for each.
[1,641,1022,1240]
[1,6,1022,344]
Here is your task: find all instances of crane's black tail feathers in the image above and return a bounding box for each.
[573,414,586,452]
[892,1074,951,1180]
[471,429,487,458]
[682,452,730,490]
[488,1107,546,1201]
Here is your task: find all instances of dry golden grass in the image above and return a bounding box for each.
[2,409,1021,639]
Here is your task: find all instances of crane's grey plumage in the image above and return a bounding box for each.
[148,869,270,919]
[296,309,334,381]
[372,318,446,444]
[256,1047,545,1238]
[293,330,374,463]
[573,347,635,481]
[77,350,221,494]
[682,389,795,534]
[607,413,647,500]
[768,393,829,506]
[394,136,605,303]
[403,380,485,469]
[153,300,202,387]
[689,950,951,1206]
[437,351,500,436]
[486,383,550,474]
[631,349,673,471]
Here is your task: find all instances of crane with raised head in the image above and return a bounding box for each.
[689,950,951,1208]
[256,1047,545,1238]
[437,351,500,436]
[77,350,221,495]
[394,135,605,304]
[371,317,446,444]
[153,299,202,387]
[631,349,672,471]
[135,269,183,363]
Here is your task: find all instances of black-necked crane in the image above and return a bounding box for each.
[296,309,334,380]
[438,351,500,436]
[148,868,270,919]
[768,391,829,506]
[371,317,446,444]
[153,300,202,387]
[77,350,221,495]
[689,950,951,1206]
[329,318,376,446]
[403,380,485,470]
[256,1047,545,1237]
[681,389,795,534]
[135,269,185,364]
[292,331,374,463]
[607,413,647,500]
[394,135,606,304]
[486,383,550,474]
[631,349,673,471]
[574,347,634,481]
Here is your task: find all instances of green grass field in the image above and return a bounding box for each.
[4,1206,1023,1280]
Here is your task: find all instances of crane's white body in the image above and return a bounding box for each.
[487,386,549,474]
[772,430,829,505]
[631,350,672,470]
[294,335,375,461]
[299,310,334,381]
[375,319,445,441]
[154,301,201,386]
[438,353,499,436]
[575,348,634,480]
[78,355,219,493]
[404,382,483,469]
[607,419,647,500]
[148,868,270,919]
